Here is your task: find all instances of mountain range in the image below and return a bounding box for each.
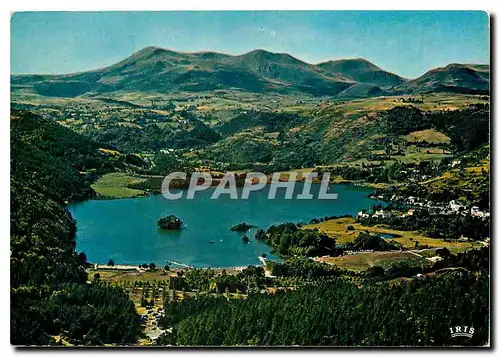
[11,46,490,99]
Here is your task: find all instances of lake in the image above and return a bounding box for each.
[68,183,381,268]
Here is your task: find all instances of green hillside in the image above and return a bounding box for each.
[11,47,354,97]
[12,47,489,100]
[317,58,405,88]
[393,63,490,94]
[11,111,142,345]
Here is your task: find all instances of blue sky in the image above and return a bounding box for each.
[11,11,489,78]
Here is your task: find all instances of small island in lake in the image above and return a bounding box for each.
[157,215,184,230]
[242,235,249,243]
[230,222,256,232]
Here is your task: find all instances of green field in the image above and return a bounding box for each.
[91,172,148,199]
[303,216,479,249]
[403,129,451,144]
[316,251,426,272]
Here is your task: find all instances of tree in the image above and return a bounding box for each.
[166,100,175,112]
[107,259,115,267]
[436,247,451,259]
[149,262,157,271]
[366,266,385,277]
[78,252,88,267]
[157,215,184,230]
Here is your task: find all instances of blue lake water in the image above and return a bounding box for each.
[68,183,381,268]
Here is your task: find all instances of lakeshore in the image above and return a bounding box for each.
[90,170,386,200]
[69,183,382,268]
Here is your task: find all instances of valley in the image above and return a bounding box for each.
[10,46,490,347]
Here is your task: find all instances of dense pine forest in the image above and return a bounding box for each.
[11,111,141,345]
[157,265,489,346]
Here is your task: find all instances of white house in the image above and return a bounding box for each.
[471,206,490,218]
[357,211,370,219]
[449,200,465,212]
[159,148,175,154]
[373,210,391,218]
[403,209,415,217]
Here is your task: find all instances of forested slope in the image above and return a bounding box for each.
[158,269,489,346]
[11,111,141,345]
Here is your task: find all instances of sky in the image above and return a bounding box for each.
[11,11,489,78]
